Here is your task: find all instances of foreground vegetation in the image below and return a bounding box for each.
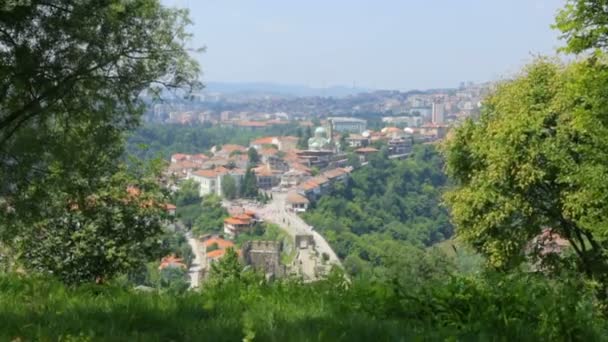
[0,268,605,341]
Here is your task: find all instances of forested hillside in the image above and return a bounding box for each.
[303,145,453,275]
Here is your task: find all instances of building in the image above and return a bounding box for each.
[253,164,282,189]
[388,137,412,155]
[159,254,186,270]
[286,191,310,212]
[355,147,379,162]
[188,167,245,197]
[202,236,237,265]
[328,117,367,133]
[223,212,256,238]
[432,101,445,125]
[242,240,285,278]
[296,150,334,169]
[345,133,370,148]
[280,169,309,188]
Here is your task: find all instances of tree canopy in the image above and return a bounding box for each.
[555,0,608,54]
[0,0,199,283]
[443,58,608,290]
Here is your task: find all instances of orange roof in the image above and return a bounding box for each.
[251,136,275,145]
[286,191,309,204]
[206,249,226,259]
[221,144,248,153]
[159,254,186,270]
[190,153,209,160]
[384,127,402,134]
[253,164,278,177]
[171,153,189,161]
[278,136,298,142]
[192,169,222,178]
[203,237,235,249]
[234,214,253,221]
[224,217,250,225]
[323,168,349,179]
[168,160,199,170]
[300,181,319,191]
[192,166,232,178]
[164,203,177,210]
[355,147,379,153]
[236,121,267,127]
[244,210,256,217]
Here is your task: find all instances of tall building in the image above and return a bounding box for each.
[431,102,445,124]
[327,117,367,133]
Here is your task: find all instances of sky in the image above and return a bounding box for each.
[165,0,565,91]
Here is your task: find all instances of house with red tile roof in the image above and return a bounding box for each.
[286,191,309,212]
[223,214,255,238]
[171,153,190,163]
[201,236,238,264]
[253,164,282,189]
[159,254,187,270]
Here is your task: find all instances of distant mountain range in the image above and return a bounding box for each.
[202,81,371,98]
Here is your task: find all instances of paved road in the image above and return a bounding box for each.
[186,232,205,289]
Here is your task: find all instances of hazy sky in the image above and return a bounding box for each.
[165,0,565,90]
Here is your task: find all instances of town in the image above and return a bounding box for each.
[157,82,488,287]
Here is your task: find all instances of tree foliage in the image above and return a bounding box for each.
[192,195,228,236]
[240,167,258,199]
[14,161,169,284]
[221,175,237,200]
[443,58,608,290]
[247,147,260,165]
[0,0,200,283]
[555,0,608,54]
[303,144,452,276]
[174,179,201,207]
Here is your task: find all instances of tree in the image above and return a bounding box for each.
[15,162,169,284]
[192,195,228,236]
[0,1,200,283]
[240,167,258,199]
[555,0,608,54]
[159,266,189,293]
[221,175,237,200]
[248,147,260,165]
[442,59,608,293]
[208,248,243,284]
[347,153,361,169]
[174,179,201,207]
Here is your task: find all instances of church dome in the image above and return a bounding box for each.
[314,126,326,136]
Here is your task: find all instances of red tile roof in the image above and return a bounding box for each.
[203,237,235,250]
[286,191,309,204]
[220,144,248,154]
[171,153,189,161]
[159,254,186,270]
[251,136,275,145]
[224,217,250,225]
[355,147,379,153]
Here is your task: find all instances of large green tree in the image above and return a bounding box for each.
[443,59,608,290]
[555,0,608,54]
[0,1,200,282]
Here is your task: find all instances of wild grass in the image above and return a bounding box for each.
[0,271,606,341]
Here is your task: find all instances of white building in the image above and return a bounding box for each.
[328,117,367,133]
[432,102,445,124]
[188,167,244,197]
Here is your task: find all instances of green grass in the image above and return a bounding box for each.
[0,272,606,341]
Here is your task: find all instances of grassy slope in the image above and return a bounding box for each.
[2,272,607,341]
